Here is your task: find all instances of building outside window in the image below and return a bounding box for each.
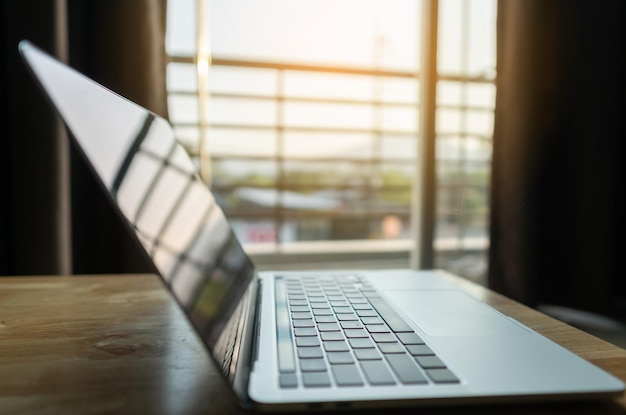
[165,0,496,284]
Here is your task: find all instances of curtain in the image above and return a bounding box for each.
[0,0,167,276]
[489,0,626,318]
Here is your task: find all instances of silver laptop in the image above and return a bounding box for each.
[20,40,624,411]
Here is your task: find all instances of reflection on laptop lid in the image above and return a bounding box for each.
[20,40,624,411]
[19,40,256,391]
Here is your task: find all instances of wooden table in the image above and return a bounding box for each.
[1,274,625,414]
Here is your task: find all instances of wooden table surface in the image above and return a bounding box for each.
[1,273,625,414]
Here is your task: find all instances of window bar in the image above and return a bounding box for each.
[457,0,471,253]
[372,35,385,238]
[276,69,285,247]
[412,0,438,269]
[196,0,212,185]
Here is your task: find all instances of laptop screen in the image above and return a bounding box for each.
[20,41,256,381]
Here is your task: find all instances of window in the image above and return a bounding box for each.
[166,0,496,284]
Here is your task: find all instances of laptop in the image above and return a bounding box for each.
[19,40,624,411]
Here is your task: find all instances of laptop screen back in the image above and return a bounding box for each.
[19,41,256,381]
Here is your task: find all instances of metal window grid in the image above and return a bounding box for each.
[165,0,495,283]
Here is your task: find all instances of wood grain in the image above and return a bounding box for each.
[0,274,625,414]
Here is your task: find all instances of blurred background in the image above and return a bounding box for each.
[1,0,625,345]
[165,0,496,283]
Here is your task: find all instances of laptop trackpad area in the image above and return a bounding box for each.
[384,290,529,337]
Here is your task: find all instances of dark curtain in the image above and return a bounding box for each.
[489,0,626,319]
[0,0,167,276]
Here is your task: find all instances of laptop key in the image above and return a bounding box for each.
[298,347,323,359]
[313,308,333,316]
[367,298,414,332]
[277,339,296,373]
[290,299,308,306]
[334,275,358,283]
[275,278,296,373]
[320,332,344,341]
[378,342,405,354]
[396,332,425,345]
[318,322,340,331]
[303,372,331,387]
[366,324,390,333]
[293,319,314,328]
[406,345,433,356]
[336,313,359,321]
[324,341,349,352]
[279,373,298,388]
[359,360,396,385]
[385,353,428,385]
[300,358,327,372]
[363,292,381,299]
[415,356,446,369]
[343,328,368,338]
[340,321,362,329]
[327,352,354,364]
[294,327,317,336]
[331,364,364,386]
[360,316,383,325]
[371,333,396,343]
[356,309,378,317]
[295,337,320,347]
[354,348,382,360]
[348,338,375,349]
[426,368,460,384]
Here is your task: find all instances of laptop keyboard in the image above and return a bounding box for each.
[275,275,459,388]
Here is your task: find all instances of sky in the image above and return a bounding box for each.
[167,0,496,73]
